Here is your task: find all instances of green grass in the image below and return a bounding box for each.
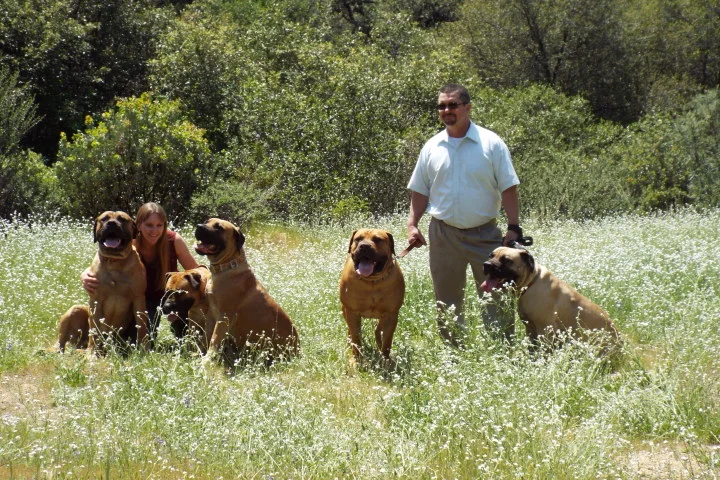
[0,211,719,478]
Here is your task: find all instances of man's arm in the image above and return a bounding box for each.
[407,191,429,246]
[501,185,521,245]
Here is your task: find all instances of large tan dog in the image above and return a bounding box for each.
[161,266,212,352]
[194,218,299,364]
[339,229,405,362]
[482,246,619,348]
[86,211,148,353]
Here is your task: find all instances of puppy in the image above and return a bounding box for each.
[339,229,405,362]
[161,266,212,352]
[194,218,299,364]
[482,246,619,348]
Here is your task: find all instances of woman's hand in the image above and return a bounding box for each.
[80,268,99,295]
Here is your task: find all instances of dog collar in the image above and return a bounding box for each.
[519,276,538,296]
[209,258,248,274]
[101,254,128,263]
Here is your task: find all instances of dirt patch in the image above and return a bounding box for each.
[0,367,54,421]
[625,441,720,479]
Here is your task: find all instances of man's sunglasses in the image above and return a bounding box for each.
[436,102,466,111]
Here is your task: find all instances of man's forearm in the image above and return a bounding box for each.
[408,191,429,227]
[501,186,520,225]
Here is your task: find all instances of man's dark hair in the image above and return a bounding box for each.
[439,83,471,104]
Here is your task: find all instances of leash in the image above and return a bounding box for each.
[509,235,534,249]
[396,234,533,257]
[396,239,423,259]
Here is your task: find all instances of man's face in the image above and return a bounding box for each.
[437,91,471,128]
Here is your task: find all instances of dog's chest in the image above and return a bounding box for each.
[341,278,403,317]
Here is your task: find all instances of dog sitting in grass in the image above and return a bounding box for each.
[482,246,620,349]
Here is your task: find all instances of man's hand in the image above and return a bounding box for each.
[502,229,520,247]
[407,225,427,247]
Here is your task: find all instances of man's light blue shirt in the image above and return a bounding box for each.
[407,121,519,229]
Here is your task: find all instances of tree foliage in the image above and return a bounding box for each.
[452,0,642,123]
[0,67,56,218]
[617,90,720,211]
[54,93,213,220]
[0,0,173,159]
[2,0,720,222]
[0,67,40,156]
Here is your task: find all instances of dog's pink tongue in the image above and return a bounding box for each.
[481,278,501,293]
[103,238,121,248]
[356,261,375,277]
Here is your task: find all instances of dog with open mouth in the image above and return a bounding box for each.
[194,218,299,364]
[482,246,619,349]
[58,211,149,354]
[339,228,405,364]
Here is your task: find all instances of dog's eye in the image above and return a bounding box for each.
[372,236,383,243]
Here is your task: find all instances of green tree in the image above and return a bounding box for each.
[149,12,248,151]
[451,0,642,122]
[221,35,450,220]
[610,90,719,212]
[679,90,720,204]
[0,67,40,156]
[0,0,174,160]
[626,0,720,98]
[0,67,56,218]
[54,93,213,220]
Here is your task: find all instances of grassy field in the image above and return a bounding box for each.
[0,210,719,479]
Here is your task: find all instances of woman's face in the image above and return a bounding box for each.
[138,213,165,246]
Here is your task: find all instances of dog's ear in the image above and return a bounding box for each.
[347,230,358,253]
[386,232,396,255]
[93,216,100,243]
[130,218,138,239]
[519,250,535,271]
[234,227,246,252]
[189,271,203,291]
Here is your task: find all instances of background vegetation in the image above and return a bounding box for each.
[1,0,719,224]
[0,211,718,478]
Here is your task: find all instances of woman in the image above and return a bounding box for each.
[82,202,199,342]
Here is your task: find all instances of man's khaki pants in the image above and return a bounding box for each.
[429,217,514,346]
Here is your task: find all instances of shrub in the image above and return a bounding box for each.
[53,93,213,220]
[475,84,635,219]
[0,150,58,218]
[187,179,274,229]
[613,90,719,212]
[677,90,720,206]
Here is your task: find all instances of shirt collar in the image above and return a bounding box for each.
[441,121,480,144]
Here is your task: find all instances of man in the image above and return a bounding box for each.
[407,83,521,345]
